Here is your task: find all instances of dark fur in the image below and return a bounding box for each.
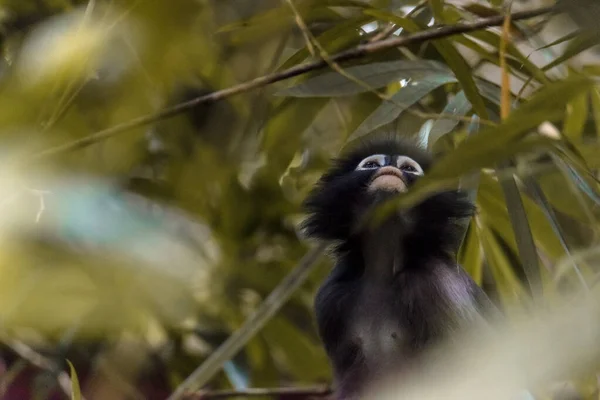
[302,137,495,399]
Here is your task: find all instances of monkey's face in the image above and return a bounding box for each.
[356,154,424,194]
[302,137,434,242]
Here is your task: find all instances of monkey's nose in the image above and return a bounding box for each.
[369,166,407,192]
[374,166,403,178]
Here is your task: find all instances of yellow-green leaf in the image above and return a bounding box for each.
[365,9,489,119]
[563,88,589,140]
[67,360,82,400]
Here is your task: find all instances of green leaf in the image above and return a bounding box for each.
[349,74,457,140]
[459,223,484,285]
[478,224,526,303]
[476,79,506,107]
[590,86,600,137]
[534,31,580,51]
[542,31,600,71]
[466,30,549,84]
[429,90,472,145]
[522,176,591,290]
[479,174,567,261]
[429,0,445,20]
[536,170,594,221]
[426,75,593,180]
[371,136,553,227]
[365,9,489,118]
[218,5,340,45]
[277,60,451,97]
[563,85,589,140]
[499,171,541,297]
[452,35,537,81]
[278,15,372,71]
[66,360,82,400]
[263,98,329,176]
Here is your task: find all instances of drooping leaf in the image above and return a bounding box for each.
[478,224,526,304]
[426,75,593,180]
[542,31,600,71]
[278,14,372,71]
[428,91,472,145]
[262,98,329,177]
[459,223,484,286]
[590,86,600,137]
[217,4,341,45]
[349,74,457,140]
[277,60,451,97]
[534,31,580,51]
[373,73,593,221]
[466,30,549,84]
[563,84,589,141]
[499,172,542,298]
[365,9,489,118]
[522,176,592,291]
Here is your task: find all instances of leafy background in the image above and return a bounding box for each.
[0,0,599,399]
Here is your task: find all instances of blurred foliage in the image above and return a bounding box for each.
[0,0,598,399]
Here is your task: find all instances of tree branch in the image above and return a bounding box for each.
[185,386,332,399]
[26,5,556,164]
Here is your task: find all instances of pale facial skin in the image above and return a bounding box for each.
[355,154,424,193]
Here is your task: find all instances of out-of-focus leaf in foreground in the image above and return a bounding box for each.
[0,164,216,338]
[371,285,600,400]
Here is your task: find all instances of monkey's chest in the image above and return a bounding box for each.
[350,287,410,367]
[350,273,476,369]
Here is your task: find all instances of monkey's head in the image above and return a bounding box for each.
[302,136,474,250]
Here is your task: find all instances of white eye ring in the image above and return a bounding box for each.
[396,156,424,175]
[356,154,386,170]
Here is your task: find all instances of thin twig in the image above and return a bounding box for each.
[25,6,555,164]
[166,243,327,400]
[185,386,332,399]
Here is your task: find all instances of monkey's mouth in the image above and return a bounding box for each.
[368,166,407,192]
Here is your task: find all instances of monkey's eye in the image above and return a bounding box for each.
[363,161,379,168]
[396,156,424,175]
[356,154,386,170]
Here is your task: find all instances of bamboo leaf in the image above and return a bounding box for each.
[522,176,591,290]
[590,86,600,137]
[478,225,526,304]
[429,91,472,145]
[563,86,589,140]
[426,75,593,180]
[459,223,484,285]
[534,31,580,51]
[499,174,541,297]
[542,31,600,71]
[365,9,489,118]
[277,60,451,97]
[278,15,372,71]
[349,74,457,140]
[67,360,82,400]
[466,30,549,84]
